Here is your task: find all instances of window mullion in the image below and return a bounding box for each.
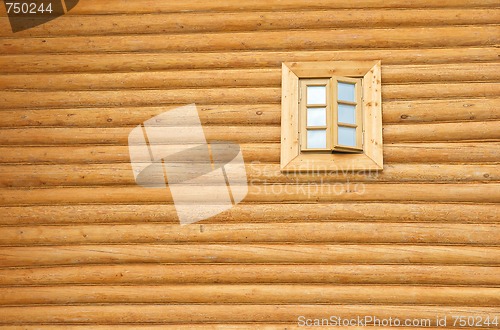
[330,76,338,151]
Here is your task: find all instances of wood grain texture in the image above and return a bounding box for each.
[1,26,499,55]
[0,0,499,326]
[1,203,498,225]
[1,285,499,305]
[0,164,496,188]
[0,264,498,286]
[0,305,499,324]
[2,9,498,37]
[1,47,497,74]
[0,98,498,128]
[1,244,499,267]
[0,222,498,246]
[1,183,499,206]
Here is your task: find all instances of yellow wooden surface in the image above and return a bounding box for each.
[0,0,499,327]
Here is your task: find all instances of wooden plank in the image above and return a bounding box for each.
[0,264,498,286]
[0,104,282,127]
[0,223,498,246]
[383,98,500,124]
[1,9,498,37]
[0,121,498,145]
[0,164,496,188]
[384,142,500,163]
[0,69,280,91]
[2,0,497,16]
[0,305,498,324]
[1,26,498,55]
[0,144,281,164]
[280,63,299,170]
[1,203,497,226]
[0,98,497,128]
[383,82,500,100]
[383,121,500,142]
[0,126,281,145]
[0,48,497,74]
[0,183,499,206]
[0,83,497,110]
[2,64,498,92]
[1,285,499,306]
[0,142,498,165]
[0,88,281,109]
[0,326,460,330]
[383,63,500,83]
[0,244,499,267]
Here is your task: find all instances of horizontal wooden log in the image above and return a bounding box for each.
[0,83,497,110]
[0,144,281,164]
[1,285,498,306]
[1,64,499,92]
[383,82,500,100]
[0,88,281,109]
[383,98,500,124]
[0,264,497,286]
[0,98,498,128]
[0,183,499,206]
[0,304,498,325]
[2,0,497,16]
[0,326,320,330]
[0,69,280,90]
[383,121,500,142]
[0,126,280,145]
[1,244,499,267]
[382,63,500,84]
[0,222,498,246]
[0,104,281,127]
[0,142,498,165]
[1,47,497,74]
[0,164,496,188]
[0,121,498,146]
[0,9,498,37]
[383,142,500,163]
[0,326,455,330]
[0,326,312,330]
[1,203,497,226]
[1,26,498,55]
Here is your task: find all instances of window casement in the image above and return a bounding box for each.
[281,61,383,172]
[299,77,363,152]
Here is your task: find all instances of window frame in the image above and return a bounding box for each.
[299,77,363,153]
[281,60,383,172]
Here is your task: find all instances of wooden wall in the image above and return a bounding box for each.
[0,0,499,328]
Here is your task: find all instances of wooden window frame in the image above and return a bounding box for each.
[281,61,383,172]
[300,77,363,153]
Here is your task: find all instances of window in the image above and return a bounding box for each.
[281,61,383,172]
[300,77,363,152]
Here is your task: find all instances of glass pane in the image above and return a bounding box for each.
[307,86,326,105]
[307,130,327,149]
[338,82,356,102]
[338,104,356,124]
[307,108,326,127]
[338,126,357,147]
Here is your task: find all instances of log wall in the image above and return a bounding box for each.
[0,0,499,328]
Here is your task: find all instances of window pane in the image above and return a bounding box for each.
[307,108,326,126]
[307,86,326,105]
[338,126,356,147]
[338,82,355,102]
[338,104,356,124]
[307,130,327,149]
